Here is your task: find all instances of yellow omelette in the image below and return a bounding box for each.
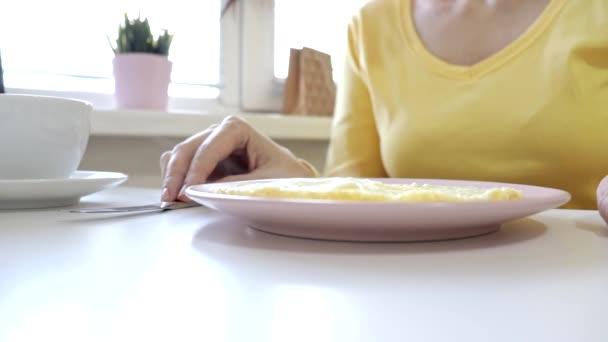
[209,178,523,202]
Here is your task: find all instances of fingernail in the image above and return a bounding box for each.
[161,187,170,201]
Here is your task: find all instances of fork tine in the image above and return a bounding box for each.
[105,205,161,211]
[67,201,199,214]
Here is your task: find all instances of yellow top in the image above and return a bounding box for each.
[325,0,608,209]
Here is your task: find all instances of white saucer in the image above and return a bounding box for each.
[0,171,128,209]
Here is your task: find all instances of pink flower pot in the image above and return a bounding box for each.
[113,53,172,110]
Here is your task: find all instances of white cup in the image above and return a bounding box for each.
[0,94,92,180]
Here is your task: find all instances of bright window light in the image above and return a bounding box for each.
[0,0,220,98]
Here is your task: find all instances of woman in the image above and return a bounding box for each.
[160,0,608,221]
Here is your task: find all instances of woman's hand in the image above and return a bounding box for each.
[598,176,608,224]
[160,116,315,202]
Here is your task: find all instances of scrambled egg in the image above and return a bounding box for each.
[210,178,523,202]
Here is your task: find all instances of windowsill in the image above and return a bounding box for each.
[5,87,332,141]
[91,109,332,141]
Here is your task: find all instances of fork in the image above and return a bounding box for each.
[68,201,200,214]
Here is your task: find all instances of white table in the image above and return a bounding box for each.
[1,187,607,342]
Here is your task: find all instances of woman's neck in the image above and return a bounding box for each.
[411,0,553,66]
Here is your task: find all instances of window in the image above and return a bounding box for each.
[274,0,370,80]
[240,0,369,111]
[0,0,221,106]
[0,0,368,113]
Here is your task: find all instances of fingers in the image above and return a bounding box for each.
[162,116,292,202]
[162,145,197,201]
[206,156,249,182]
[215,168,270,183]
[178,116,252,200]
[161,128,215,201]
[160,151,171,179]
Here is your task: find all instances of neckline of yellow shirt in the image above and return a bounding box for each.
[398,0,568,80]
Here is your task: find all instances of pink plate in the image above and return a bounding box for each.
[186,179,571,242]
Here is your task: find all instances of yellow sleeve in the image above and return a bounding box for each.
[324,16,387,178]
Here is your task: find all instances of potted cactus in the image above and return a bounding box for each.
[108,14,174,110]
